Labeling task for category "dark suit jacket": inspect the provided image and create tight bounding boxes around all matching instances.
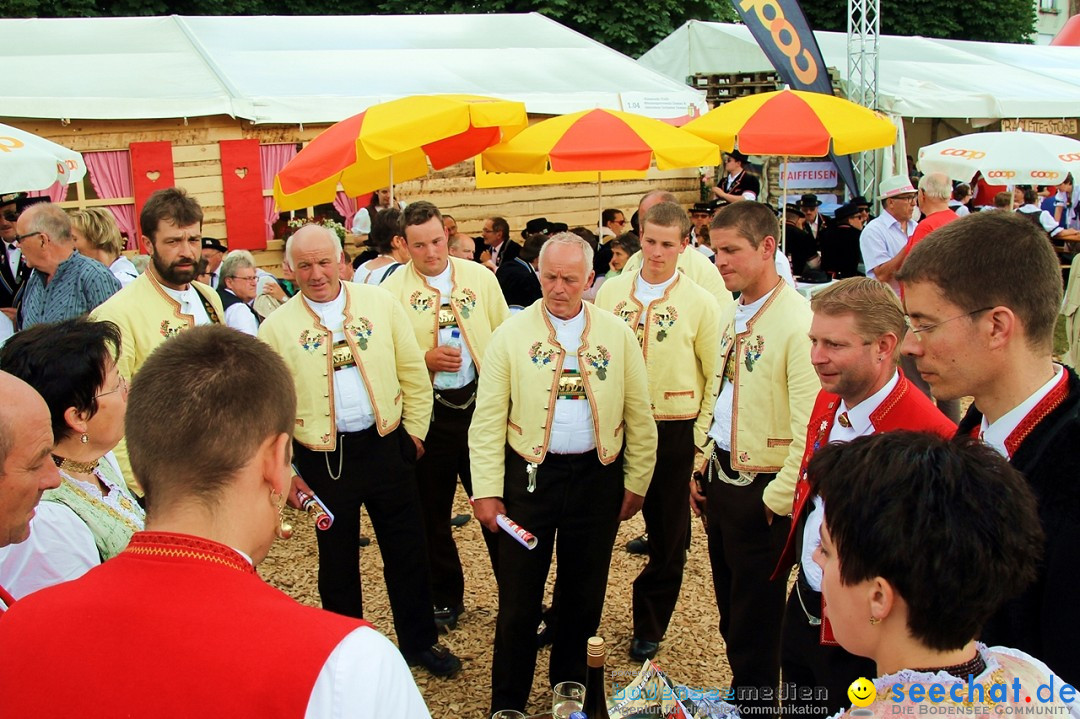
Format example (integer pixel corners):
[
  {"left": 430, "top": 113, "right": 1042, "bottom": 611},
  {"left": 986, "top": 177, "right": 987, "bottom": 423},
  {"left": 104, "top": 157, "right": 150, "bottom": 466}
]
[
  {"left": 0, "top": 242, "right": 29, "bottom": 309},
  {"left": 496, "top": 257, "right": 541, "bottom": 309}
]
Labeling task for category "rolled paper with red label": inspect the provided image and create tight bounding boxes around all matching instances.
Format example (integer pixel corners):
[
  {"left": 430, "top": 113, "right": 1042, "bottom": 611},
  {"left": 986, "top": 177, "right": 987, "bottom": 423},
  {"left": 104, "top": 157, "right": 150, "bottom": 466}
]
[
  {"left": 297, "top": 490, "right": 334, "bottom": 531},
  {"left": 496, "top": 513, "right": 538, "bottom": 550}
]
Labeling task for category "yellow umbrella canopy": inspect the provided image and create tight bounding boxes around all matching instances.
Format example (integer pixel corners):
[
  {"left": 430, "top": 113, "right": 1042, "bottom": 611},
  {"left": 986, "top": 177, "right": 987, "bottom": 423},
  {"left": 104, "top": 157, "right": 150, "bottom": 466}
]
[{"left": 274, "top": 94, "right": 528, "bottom": 211}]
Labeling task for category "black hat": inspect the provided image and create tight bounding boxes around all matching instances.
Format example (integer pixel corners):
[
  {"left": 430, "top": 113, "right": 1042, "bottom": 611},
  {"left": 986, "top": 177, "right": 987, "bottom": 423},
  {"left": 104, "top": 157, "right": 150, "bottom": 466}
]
[
  {"left": 784, "top": 203, "right": 803, "bottom": 216},
  {"left": 851, "top": 195, "right": 871, "bottom": 208},
  {"left": 690, "top": 202, "right": 716, "bottom": 215},
  {"left": 523, "top": 217, "right": 564, "bottom": 238},
  {"left": 834, "top": 202, "right": 861, "bottom": 222},
  {"left": 0, "top": 192, "right": 22, "bottom": 207},
  {"left": 799, "top": 193, "right": 822, "bottom": 208},
  {"left": 726, "top": 150, "right": 750, "bottom": 164},
  {"left": 548, "top": 221, "right": 568, "bottom": 234},
  {"left": 15, "top": 195, "right": 49, "bottom": 213},
  {"left": 201, "top": 237, "right": 227, "bottom": 253}
]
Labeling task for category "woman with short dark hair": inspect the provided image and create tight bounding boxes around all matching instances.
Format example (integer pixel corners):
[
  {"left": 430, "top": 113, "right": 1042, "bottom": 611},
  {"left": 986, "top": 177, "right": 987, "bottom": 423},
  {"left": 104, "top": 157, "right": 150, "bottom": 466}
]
[
  {"left": 0, "top": 318, "right": 144, "bottom": 598},
  {"left": 808, "top": 432, "right": 1076, "bottom": 718}
]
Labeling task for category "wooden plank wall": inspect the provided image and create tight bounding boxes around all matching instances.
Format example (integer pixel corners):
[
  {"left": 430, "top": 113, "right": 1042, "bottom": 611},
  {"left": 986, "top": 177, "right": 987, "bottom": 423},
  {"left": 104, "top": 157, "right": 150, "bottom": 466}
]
[{"left": 5, "top": 115, "right": 700, "bottom": 274}]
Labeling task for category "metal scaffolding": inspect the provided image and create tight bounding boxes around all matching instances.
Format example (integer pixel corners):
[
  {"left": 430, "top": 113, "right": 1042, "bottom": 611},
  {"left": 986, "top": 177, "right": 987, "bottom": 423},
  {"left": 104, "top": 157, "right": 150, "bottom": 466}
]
[{"left": 847, "top": 0, "right": 881, "bottom": 196}]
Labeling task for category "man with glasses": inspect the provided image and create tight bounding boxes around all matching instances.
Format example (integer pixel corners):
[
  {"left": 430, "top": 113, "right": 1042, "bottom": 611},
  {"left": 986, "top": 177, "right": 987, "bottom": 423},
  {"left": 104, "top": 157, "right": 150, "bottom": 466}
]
[
  {"left": 898, "top": 211, "right": 1080, "bottom": 687},
  {"left": 15, "top": 202, "right": 120, "bottom": 330},
  {"left": 217, "top": 249, "right": 261, "bottom": 336},
  {"left": 0, "top": 194, "right": 36, "bottom": 320},
  {"left": 479, "top": 216, "right": 517, "bottom": 268},
  {"left": 859, "top": 176, "right": 918, "bottom": 295}
]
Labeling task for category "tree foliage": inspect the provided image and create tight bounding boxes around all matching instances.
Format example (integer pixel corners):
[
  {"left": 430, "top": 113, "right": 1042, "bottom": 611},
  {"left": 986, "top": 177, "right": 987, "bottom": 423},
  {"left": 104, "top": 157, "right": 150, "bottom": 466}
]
[{"left": 799, "top": 0, "right": 1036, "bottom": 44}]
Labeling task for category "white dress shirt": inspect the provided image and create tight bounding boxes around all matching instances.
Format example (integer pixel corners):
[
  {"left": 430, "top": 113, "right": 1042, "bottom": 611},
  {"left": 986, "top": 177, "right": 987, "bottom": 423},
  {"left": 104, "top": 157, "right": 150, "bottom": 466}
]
[
  {"left": 5, "top": 241, "right": 22, "bottom": 273},
  {"left": 800, "top": 371, "right": 898, "bottom": 591},
  {"left": 160, "top": 284, "right": 213, "bottom": 325},
  {"left": 1017, "top": 204, "right": 1063, "bottom": 237},
  {"left": 546, "top": 305, "right": 596, "bottom": 455},
  {"left": 633, "top": 271, "right": 677, "bottom": 310},
  {"left": 109, "top": 255, "right": 140, "bottom": 287},
  {"left": 222, "top": 290, "right": 260, "bottom": 337},
  {"left": 980, "top": 364, "right": 1064, "bottom": 460},
  {"left": 860, "top": 210, "right": 915, "bottom": 294},
  {"left": 303, "top": 288, "right": 375, "bottom": 433},
  {"left": 0, "top": 502, "right": 99, "bottom": 599},
  {"left": 707, "top": 291, "right": 771, "bottom": 450},
  {"left": 428, "top": 262, "right": 476, "bottom": 389}
]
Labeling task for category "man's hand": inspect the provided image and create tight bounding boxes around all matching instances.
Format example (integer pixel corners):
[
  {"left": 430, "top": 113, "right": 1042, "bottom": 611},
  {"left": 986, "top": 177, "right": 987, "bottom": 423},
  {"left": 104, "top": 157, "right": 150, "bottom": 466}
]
[
  {"left": 262, "top": 282, "right": 287, "bottom": 301},
  {"left": 425, "top": 346, "right": 462, "bottom": 373},
  {"left": 410, "top": 435, "right": 425, "bottom": 461},
  {"left": 288, "top": 473, "right": 315, "bottom": 509},
  {"left": 473, "top": 497, "right": 505, "bottom": 533},
  {"left": 690, "top": 476, "right": 707, "bottom": 528},
  {"left": 480, "top": 250, "right": 492, "bottom": 264},
  {"left": 619, "top": 490, "right": 646, "bottom": 522}
]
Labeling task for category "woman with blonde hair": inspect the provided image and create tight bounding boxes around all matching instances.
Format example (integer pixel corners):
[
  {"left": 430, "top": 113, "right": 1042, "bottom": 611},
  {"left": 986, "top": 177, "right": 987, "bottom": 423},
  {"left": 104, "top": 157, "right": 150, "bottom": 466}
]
[{"left": 70, "top": 208, "right": 139, "bottom": 286}]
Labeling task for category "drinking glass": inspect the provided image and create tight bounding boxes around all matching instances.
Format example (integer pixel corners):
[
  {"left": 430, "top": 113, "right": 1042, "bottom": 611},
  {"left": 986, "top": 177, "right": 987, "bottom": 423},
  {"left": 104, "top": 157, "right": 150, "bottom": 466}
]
[{"left": 553, "top": 681, "right": 585, "bottom": 718}]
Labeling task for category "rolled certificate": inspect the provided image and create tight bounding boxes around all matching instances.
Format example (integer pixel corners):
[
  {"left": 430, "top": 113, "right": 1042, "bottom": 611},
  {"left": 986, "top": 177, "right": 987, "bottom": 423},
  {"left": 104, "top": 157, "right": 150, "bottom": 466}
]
[
  {"left": 496, "top": 513, "right": 538, "bottom": 550},
  {"left": 296, "top": 489, "right": 334, "bottom": 531}
]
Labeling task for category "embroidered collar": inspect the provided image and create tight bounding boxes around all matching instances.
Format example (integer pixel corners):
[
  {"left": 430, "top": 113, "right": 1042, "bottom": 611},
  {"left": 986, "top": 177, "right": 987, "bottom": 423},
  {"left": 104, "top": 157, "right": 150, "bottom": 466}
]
[
  {"left": 979, "top": 365, "right": 1067, "bottom": 458},
  {"left": 123, "top": 531, "right": 255, "bottom": 574},
  {"left": 832, "top": 371, "right": 900, "bottom": 440}
]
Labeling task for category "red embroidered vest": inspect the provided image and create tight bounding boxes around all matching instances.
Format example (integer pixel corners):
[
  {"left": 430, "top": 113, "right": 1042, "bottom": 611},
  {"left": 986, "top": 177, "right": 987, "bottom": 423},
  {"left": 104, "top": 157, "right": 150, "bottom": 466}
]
[{"left": 0, "top": 532, "right": 369, "bottom": 718}]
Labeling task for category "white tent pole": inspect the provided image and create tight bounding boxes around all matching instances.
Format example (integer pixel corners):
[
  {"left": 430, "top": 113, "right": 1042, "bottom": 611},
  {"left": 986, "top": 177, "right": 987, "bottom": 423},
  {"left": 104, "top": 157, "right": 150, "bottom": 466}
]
[{"left": 598, "top": 172, "right": 603, "bottom": 232}]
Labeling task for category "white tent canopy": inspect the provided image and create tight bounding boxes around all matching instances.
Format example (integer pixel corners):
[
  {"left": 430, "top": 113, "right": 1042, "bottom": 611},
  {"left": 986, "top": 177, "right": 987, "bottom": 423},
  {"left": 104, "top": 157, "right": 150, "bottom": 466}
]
[
  {"left": 0, "top": 14, "right": 707, "bottom": 124},
  {"left": 639, "top": 21, "right": 1080, "bottom": 120}
]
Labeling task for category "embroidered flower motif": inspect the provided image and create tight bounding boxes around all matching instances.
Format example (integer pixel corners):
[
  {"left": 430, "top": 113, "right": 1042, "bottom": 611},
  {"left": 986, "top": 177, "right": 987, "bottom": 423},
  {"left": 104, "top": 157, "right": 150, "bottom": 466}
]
[
  {"left": 159, "top": 321, "right": 183, "bottom": 339},
  {"left": 653, "top": 305, "right": 679, "bottom": 342},
  {"left": 454, "top": 288, "right": 477, "bottom": 319},
  {"left": 532, "top": 445, "right": 543, "bottom": 456},
  {"left": 409, "top": 291, "right": 433, "bottom": 313},
  {"left": 613, "top": 300, "right": 637, "bottom": 325},
  {"left": 348, "top": 317, "right": 374, "bottom": 351},
  {"left": 743, "top": 335, "right": 765, "bottom": 372},
  {"left": 584, "top": 345, "right": 612, "bottom": 381},
  {"left": 299, "top": 329, "right": 324, "bottom": 353},
  {"left": 321, "top": 433, "right": 332, "bottom": 444},
  {"left": 738, "top": 451, "right": 750, "bottom": 464},
  {"left": 529, "top": 342, "right": 555, "bottom": 367}
]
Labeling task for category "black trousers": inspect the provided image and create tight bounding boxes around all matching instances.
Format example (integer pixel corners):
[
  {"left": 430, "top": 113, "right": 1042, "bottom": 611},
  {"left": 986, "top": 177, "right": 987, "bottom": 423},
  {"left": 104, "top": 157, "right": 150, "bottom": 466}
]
[
  {"left": 415, "top": 384, "right": 499, "bottom": 608},
  {"left": 490, "top": 447, "right": 624, "bottom": 714},
  {"left": 781, "top": 572, "right": 876, "bottom": 717},
  {"left": 632, "top": 419, "right": 694, "bottom": 642},
  {"left": 703, "top": 448, "right": 791, "bottom": 714},
  {"left": 292, "top": 425, "right": 436, "bottom": 654}
]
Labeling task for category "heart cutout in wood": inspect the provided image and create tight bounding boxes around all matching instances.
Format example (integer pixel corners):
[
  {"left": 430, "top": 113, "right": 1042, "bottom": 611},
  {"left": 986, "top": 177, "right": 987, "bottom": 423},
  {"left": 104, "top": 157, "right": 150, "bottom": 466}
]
[
  {"left": 146, "top": 170, "right": 161, "bottom": 182},
  {"left": 235, "top": 167, "right": 248, "bottom": 180}
]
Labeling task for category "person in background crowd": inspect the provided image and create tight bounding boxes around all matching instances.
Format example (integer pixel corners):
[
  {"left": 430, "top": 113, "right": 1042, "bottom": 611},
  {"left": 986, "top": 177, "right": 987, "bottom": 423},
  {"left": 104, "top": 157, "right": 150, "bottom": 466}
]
[
  {"left": 479, "top": 216, "right": 519, "bottom": 269},
  {"left": 807, "top": 432, "right": 1069, "bottom": 719},
  {"left": 218, "top": 250, "right": 261, "bottom": 336},
  {"left": 448, "top": 233, "right": 476, "bottom": 261},
  {"left": 992, "top": 191, "right": 1013, "bottom": 211},
  {"left": 598, "top": 208, "right": 627, "bottom": 241},
  {"left": 0, "top": 193, "right": 32, "bottom": 321},
  {"left": 16, "top": 202, "right": 120, "bottom": 330},
  {"left": 0, "top": 319, "right": 144, "bottom": 599},
  {"left": 859, "top": 176, "right": 917, "bottom": 294},
  {"left": 200, "top": 237, "right": 226, "bottom": 289},
  {"left": 1042, "top": 176, "right": 1074, "bottom": 231},
  {"left": 949, "top": 183, "right": 972, "bottom": 218},
  {"left": 497, "top": 233, "right": 547, "bottom": 308},
  {"left": 799, "top": 194, "right": 828, "bottom": 239},
  {"left": 442, "top": 215, "right": 458, "bottom": 238},
  {"left": 818, "top": 203, "right": 864, "bottom": 279},
  {"left": 351, "top": 187, "right": 405, "bottom": 238},
  {"left": 354, "top": 208, "right": 408, "bottom": 285},
  {"left": 898, "top": 211, "right": 1080, "bottom": 686},
  {"left": 0, "top": 326, "right": 431, "bottom": 717},
  {"left": 784, "top": 204, "right": 819, "bottom": 278},
  {"left": 713, "top": 150, "right": 759, "bottom": 204},
  {"left": 70, "top": 209, "right": 139, "bottom": 287}
]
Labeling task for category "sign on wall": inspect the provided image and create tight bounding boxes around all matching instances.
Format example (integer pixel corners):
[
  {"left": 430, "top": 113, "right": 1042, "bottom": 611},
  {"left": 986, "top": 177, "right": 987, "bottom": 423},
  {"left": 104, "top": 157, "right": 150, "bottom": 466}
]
[
  {"left": 779, "top": 161, "right": 839, "bottom": 189},
  {"left": 1000, "top": 118, "right": 1078, "bottom": 136}
]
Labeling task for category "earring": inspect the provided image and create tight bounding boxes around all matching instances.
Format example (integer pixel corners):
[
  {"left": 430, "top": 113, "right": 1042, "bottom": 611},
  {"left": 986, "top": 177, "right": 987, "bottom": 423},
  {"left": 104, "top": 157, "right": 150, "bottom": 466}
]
[
  {"left": 81, "top": 433, "right": 88, "bottom": 444},
  {"left": 271, "top": 488, "right": 293, "bottom": 540},
  {"left": 869, "top": 616, "right": 881, "bottom": 626}
]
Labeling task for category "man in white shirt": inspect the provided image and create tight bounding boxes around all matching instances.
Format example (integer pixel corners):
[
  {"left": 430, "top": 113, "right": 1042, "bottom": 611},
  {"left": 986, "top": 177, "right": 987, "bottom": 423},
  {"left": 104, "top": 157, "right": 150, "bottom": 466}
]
[
  {"left": 0, "top": 371, "right": 61, "bottom": 613},
  {"left": 859, "top": 176, "right": 918, "bottom": 294},
  {"left": 898, "top": 210, "right": 1080, "bottom": 686},
  {"left": 217, "top": 250, "right": 261, "bottom": 336},
  {"left": 1016, "top": 185, "right": 1080, "bottom": 242},
  {"left": 200, "top": 237, "right": 227, "bottom": 289}
]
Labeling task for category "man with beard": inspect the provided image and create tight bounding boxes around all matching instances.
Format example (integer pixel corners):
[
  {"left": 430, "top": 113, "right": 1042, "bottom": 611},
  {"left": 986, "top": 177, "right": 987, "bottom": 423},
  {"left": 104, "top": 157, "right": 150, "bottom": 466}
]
[{"left": 91, "top": 187, "right": 223, "bottom": 494}]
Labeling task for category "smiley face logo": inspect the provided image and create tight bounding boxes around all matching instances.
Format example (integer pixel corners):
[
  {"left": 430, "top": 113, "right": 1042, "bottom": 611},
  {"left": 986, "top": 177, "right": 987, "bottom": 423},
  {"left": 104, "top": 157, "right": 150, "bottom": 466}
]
[{"left": 848, "top": 677, "right": 877, "bottom": 707}]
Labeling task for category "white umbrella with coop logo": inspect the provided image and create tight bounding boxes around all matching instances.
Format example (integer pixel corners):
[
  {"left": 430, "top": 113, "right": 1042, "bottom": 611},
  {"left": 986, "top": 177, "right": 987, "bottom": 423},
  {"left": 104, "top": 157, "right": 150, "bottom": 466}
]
[
  {"left": 917, "top": 131, "right": 1080, "bottom": 187},
  {"left": 0, "top": 123, "right": 86, "bottom": 194}
]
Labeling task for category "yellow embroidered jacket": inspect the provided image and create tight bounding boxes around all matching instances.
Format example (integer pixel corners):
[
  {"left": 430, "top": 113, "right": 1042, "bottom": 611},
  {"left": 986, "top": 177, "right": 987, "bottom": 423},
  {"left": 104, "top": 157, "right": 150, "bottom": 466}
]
[
  {"left": 90, "top": 271, "right": 225, "bottom": 381},
  {"left": 595, "top": 271, "right": 720, "bottom": 447},
  {"left": 380, "top": 257, "right": 510, "bottom": 373},
  {"left": 622, "top": 246, "right": 734, "bottom": 310},
  {"left": 469, "top": 299, "right": 658, "bottom": 499},
  {"left": 258, "top": 282, "right": 432, "bottom": 451},
  {"left": 90, "top": 271, "right": 224, "bottom": 495},
  {"left": 695, "top": 280, "right": 818, "bottom": 517}
]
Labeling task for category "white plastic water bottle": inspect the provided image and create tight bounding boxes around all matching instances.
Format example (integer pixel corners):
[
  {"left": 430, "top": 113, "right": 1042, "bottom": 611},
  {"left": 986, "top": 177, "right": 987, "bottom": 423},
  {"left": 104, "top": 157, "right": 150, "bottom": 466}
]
[{"left": 433, "top": 328, "right": 465, "bottom": 390}]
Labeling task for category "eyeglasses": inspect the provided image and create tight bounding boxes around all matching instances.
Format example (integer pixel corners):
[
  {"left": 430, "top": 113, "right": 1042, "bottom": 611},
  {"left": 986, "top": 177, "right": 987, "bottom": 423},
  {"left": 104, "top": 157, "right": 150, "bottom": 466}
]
[
  {"left": 481, "top": 228, "right": 496, "bottom": 234},
  {"left": 905, "top": 307, "right": 993, "bottom": 340},
  {"left": 96, "top": 375, "right": 128, "bottom": 399},
  {"left": 229, "top": 274, "right": 258, "bottom": 282},
  {"left": 12, "top": 231, "right": 43, "bottom": 246},
  {"left": 1, "top": 211, "right": 17, "bottom": 222},
  {"left": 611, "top": 219, "right": 627, "bottom": 225}
]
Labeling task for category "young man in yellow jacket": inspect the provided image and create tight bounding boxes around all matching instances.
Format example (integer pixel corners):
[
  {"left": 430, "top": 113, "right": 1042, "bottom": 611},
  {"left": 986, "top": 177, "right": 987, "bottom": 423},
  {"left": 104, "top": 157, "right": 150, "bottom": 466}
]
[
  {"left": 259, "top": 224, "right": 460, "bottom": 678},
  {"left": 90, "top": 188, "right": 224, "bottom": 495},
  {"left": 470, "top": 233, "right": 657, "bottom": 715},
  {"left": 690, "top": 201, "right": 818, "bottom": 715},
  {"left": 595, "top": 201, "right": 720, "bottom": 662},
  {"left": 381, "top": 201, "right": 510, "bottom": 630}
]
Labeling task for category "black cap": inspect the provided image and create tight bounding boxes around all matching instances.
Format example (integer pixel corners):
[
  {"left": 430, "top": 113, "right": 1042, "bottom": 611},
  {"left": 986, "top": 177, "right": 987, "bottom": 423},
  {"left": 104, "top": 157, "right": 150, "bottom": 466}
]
[
  {"left": 15, "top": 195, "right": 49, "bottom": 213},
  {"left": 799, "top": 193, "right": 822, "bottom": 207},
  {"left": 0, "top": 192, "right": 22, "bottom": 207},
  {"left": 726, "top": 150, "right": 750, "bottom": 164},
  {"left": 690, "top": 201, "right": 716, "bottom": 215},
  {"left": 834, "top": 202, "right": 861, "bottom": 221},
  {"left": 201, "top": 237, "right": 227, "bottom": 253},
  {"left": 851, "top": 195, "right": 871, "bottom": 208}
]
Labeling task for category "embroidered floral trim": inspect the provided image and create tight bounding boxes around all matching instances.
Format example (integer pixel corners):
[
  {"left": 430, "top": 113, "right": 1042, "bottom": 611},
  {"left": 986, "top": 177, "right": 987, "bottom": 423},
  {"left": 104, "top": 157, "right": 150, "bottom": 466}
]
[
  {"left": 348, "top": 317, "right": 374, "bottom": 350},
  {"left": 531, "top": 445, "right": 543, "bottom": 456},
  {"left": 743, "top": 335, "right": 765, "bottom": 372},
  {"left": 299, "top": 329, "right": 324, "bottom": 353},
  {"left": 409, "top": 291, "right": 433, "bottom": 313},
  {"left": 738, "top": 451, "right": 751, "bottom": 463},
  {"left": 584, "top": 345, "right": 612, "bottom": 381},
  {"left": 653, "top": 305, "right": 678, "bottom": 342},
  {"left": 160, "top": 320, "right": 183, "bottom": 339},
  {"left": 529, "top": 342, "right": 556, "bottom": 367},
  {"left": 321, "top": 432, "right": 332, "bottom": 444},
  {"left": 613, "top": 300, "right": 637, "bottom": 325},
  {"left": 454, "top": 288, "right": 477, "bottom": 319}
]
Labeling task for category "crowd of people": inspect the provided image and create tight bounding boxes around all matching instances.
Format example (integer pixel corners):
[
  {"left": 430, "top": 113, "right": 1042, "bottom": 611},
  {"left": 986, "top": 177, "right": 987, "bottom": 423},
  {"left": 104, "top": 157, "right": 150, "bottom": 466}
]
[{"left": 0, "top": 172, "right": 1077, "bottom": 719}]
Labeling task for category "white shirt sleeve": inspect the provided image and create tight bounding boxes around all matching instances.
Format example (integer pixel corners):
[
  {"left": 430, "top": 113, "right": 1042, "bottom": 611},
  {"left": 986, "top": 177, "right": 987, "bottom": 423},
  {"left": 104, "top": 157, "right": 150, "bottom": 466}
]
[
  {"left": 0, "top": 502, "right": 99, "bottom": 599},
  {"left": 224, "top": 303, "right": 260, "bottom": 337},
  {"left": 305, "top": 626, "right": 432, "bottom": 719},
  {"left": 351, "top": 208, "right": 372, "bottom": 235},
  {"left": 859, "top": 219, "right": 892, "bottom": 279},
  {"left": 1040, "top": 210, "right": 1062, "bottom": 237}
]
